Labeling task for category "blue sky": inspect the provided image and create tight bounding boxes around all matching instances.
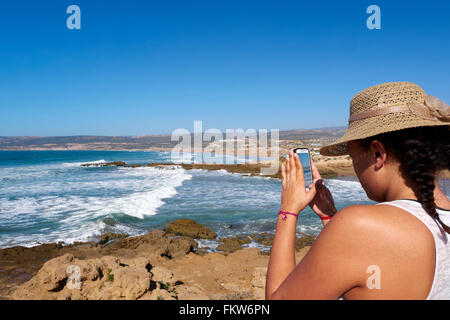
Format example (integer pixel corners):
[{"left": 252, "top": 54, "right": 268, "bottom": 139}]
[{"left": 0, "top": 0, "right": 449, "bottom": 136}]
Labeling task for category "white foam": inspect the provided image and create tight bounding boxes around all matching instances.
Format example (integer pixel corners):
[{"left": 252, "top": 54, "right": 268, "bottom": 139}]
[
  {"left": 61, "top": 159, "right": 106, "bottom": 167},
  {"left": 0, "top": 166, "right": 192, "bottom": 247},
  {"left": 324, "top": 178, "right": 370, "bottom": 203}
]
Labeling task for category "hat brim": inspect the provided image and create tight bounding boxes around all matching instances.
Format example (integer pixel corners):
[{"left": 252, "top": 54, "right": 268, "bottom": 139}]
[{"left": 320, "top": 116, "right": 449, "bottom": 156}]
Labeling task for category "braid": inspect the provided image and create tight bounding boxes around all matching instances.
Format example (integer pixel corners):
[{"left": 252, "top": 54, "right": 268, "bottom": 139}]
[
  {"left": 402, "top": 138, "right": 450, "bottom": 234},
  {"left": 362, "top": 126, "right": 450, "bottom": 234}
]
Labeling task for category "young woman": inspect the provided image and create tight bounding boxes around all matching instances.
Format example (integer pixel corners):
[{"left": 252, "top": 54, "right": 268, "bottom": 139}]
[{"left": 266, "top": 82, "right": 450, "bottom": 299}]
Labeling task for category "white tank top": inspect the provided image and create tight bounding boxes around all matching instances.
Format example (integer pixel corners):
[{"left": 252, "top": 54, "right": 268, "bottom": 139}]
[{"left": 381, "top": 199, "right": 450, "bottom": 300}]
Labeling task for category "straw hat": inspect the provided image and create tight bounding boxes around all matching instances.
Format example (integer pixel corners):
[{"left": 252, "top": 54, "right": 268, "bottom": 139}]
[{"left": 320, "top": 82, "right": 450, "bottom": 156}]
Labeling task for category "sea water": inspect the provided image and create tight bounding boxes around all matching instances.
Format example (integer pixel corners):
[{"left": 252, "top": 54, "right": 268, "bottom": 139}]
[{"left": 0, "top": 151, "right": 448, "bottom": 250}]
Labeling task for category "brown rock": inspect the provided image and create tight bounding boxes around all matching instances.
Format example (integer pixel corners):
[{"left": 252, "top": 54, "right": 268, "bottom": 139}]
[
  {"left": 124, "top": 164, "right": 142, "bottom": 168},
  {"left": 81, "top": 161, "right": 127, "bottom": 167},
  {"left": 12, "top": 255, "right": 153, "bottom": 300},
  {"left": 251, "top": 267, "right": 267, "bottom": 300},
  {"left": 97, "top": 233, "right": 128, "bottom": 245},
  {"left": 164, "top": 219, "right": 217, "bottom": 240},
  {"left": 175, "top": 285, "right": 210, "bottom": 300},
  {"left": 166, "top": 236, "right": 198, "bottom": 259},
  {"left": 295, "top": 233, "right": 315, "bottom": 250},
  {"left": 216, "top": 238, "right": 242, "bottom": 253},
  {"left": 151, "top": 266, "right": 174, "bottom": 284},
  {"left": 249, "top": 232, "right": 315, "bottom": 251}
]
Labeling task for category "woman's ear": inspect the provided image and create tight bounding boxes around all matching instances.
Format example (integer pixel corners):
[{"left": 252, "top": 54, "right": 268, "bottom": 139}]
[{"left": 370, "top": 140, "right": 387, "bottom": 170}]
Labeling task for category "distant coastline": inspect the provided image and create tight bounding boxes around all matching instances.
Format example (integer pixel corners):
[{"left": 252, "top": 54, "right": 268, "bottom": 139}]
[{"left": 0, "top": 127, "right": 346, "bottom": 151}]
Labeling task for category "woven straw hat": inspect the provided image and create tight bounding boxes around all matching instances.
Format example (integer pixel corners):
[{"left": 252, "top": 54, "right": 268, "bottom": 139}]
[{"left": 320, "top": 82, "right": 450, "bottom": 156}]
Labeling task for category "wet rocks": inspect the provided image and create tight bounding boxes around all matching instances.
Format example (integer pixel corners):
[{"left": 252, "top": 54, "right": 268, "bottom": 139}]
[
  {"left": 97, "top": 233, "right": 128, "bottom": 246},
  {"left": 216, "top": 235, "right": 251, "bottom": 253},
  {"left": 216, "top": 232, "right": 315, "bottom": 254},
  {"left": 81, "top": 161, "right": 142, "bottom": 168},
  {"left": 107, "top": 230, "right": 197, "bottom": 259},
  {"left": 81, "top": 161, "right": 126, "bottom": 167}
]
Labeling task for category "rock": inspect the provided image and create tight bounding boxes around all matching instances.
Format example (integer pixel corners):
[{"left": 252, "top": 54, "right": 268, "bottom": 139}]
[
  {"left": 100, "top": 257, "right": 152, "bottom": 300},
  {"left": 141, "top": 288, "right": 177, "bottom": 300},
  {"left": 175, "top": 285, "right": 210, "bottom": 300},
  {"left": 215, "top": 235, "right": 252, "bottom": 253},
  {"left": 295, "top": 233, "right": 315, "bottom": 250},
  {"left": 124, "top": 164, "right": 141, "bottom": 168},
  {"left": 166, "top": 236, "right": 197, "bottom": 259},
  {"left": 108, "top": 230, "right": 196, "bottom": 259},
  {"left": 111, "top": 230, "right": 168, "bottom": 251},
  {"left": 164, "top": 219, "right": 217, "bottom": 240},
  {"left": 39, "top": 254, "right": 76, "bottom": 292},
  {"left": 249, "top": 232, "right": 315, "bottom": 251},
  {"left": 235, "top": 235, "right": 251, "bottom": 245},
  {"left": 249, "top": 232, "right": 274, "bottom": 247},
  {"left": 102, "top": 217, "right": 117, "bottom": 226},
  {"left": 12, "top": 255, "right": 154, "bottom": 300},
  {"left": 216, "top": 238, "right": 242, "bottom": 253},
  {"left": 151, "top": 266, "right": 174, "bottom": 284},
  {"left": 81, "top": 161, "right": 127, "bottom": 167},
  {"left": 251, "top": 267, "right": 267, "bottom": 300},
  {"left": 97, "top": 233, "right": 128, "bottom": 245}
]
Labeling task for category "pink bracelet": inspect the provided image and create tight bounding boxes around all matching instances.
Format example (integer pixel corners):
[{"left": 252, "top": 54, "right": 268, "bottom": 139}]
[{"left": 278, "top": 210, "right": 298, "bottom": 220}]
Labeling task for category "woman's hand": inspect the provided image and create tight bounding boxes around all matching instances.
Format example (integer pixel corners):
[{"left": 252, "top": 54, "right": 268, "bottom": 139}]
[
  {"left": 280, "top": 150, "right": 317, "bottom": 214},
  {"left": 308, "top": 161, "right": 337, "bottom": 219}
]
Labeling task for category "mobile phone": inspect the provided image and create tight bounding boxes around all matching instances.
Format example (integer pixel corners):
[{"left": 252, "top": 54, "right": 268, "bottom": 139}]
[{"left": 294, "top": 148, "right": 313, "bottom": 189}]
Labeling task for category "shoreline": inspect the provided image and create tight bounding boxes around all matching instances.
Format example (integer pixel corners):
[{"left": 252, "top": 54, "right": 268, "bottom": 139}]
[
  {"left": 1, "top": 155, "right": 448, "bottom": 299},
  {"left": 81, "top": 158, "right": 357, "bottom": 179},
  {"left": 0, "top": 219, "right": 313, "bottom": 300}
]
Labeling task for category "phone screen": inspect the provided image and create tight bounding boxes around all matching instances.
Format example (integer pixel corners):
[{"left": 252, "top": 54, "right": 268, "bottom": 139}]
[{"left": 294, "top": 148, "right": 313, "bottom": 189}]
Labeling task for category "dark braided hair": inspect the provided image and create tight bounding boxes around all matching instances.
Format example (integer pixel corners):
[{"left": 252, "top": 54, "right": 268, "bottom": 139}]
[{"left": 361, "top": 125, "right": 450, "bottom": 234}]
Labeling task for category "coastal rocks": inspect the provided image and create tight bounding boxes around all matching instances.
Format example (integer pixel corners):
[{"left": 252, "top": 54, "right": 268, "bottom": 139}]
[
  {"left": 12, "top": 254, "right": 154, "bottom": 300},
  {"left": 294, "top": 233, "right": 316, "bottom": 250},
  {"left": 80, "top": 159, "right": 356, "bottom": 179},
  {"left": 164, "top": 219, "right": 217, "bottom": 240},
  {"left": 4, "top": 218, "right": 316, "bottom": 300},
  {"left": 251, "top": 267, "right": 267, "bottom": 299},
  {"left": 97, "top": 233, "right": 128, "bottom": 246},
  {"left": 81, "top": 161, "right": 142, "bottom": 168},
  {"left": 216, "top": 235, "right": 251, "bottom": 253},
  {"left": 81, "top": 161, "right": 126, "bottom": 167},
  {"left": 174, "top": 285, "right": 210, "bottom": 300},
  {"left": 108, "top": 230, "right": 197, "bottom": 259},
  {"left": 251, "top": 231, "right": 316, "bottom": 250},
  {"left": 10, "top": 231, "right": 198, "bottom": 300},
  {"left": 11, "top": 253, "right": 194, "bottom": 300},
  {"left": 215, "top": 232, "right": 315, "bottom": 254},
  {"left": 167, "top": 236, "right": 198, "bottom": 259}
]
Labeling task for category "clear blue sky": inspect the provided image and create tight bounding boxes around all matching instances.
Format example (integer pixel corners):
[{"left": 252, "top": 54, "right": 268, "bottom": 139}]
[{"left": 0, "top": 0, "right": 449, "bottom": 136}]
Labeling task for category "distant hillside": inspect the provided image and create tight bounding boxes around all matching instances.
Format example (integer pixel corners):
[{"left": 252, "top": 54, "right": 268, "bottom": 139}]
[
  {"left": 278, "top": 127, "right": 346, "bottom": 141},
  {"left": 0, "top": 127, "right": 346, "bottom": 151}
]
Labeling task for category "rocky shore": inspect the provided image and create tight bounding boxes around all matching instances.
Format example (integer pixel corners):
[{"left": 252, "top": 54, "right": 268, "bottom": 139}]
[
  {"left": 0, "top": 219, "right": 314, "bottom": 300},
  {"left": 81, "top": 158, "right": 356, "bottom": 178},
  {"left": 81, "top": 159, "right": 450, "bottom": 179}
]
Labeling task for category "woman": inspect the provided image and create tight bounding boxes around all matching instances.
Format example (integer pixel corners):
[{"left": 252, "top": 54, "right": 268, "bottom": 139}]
[{"left": 266, "top": 82, "right": 450, "bottom": 299}]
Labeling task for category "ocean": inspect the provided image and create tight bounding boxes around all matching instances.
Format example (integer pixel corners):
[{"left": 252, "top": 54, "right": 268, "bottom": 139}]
[{"left": 0, "top": 151, "right": 448, "bottom": 251}]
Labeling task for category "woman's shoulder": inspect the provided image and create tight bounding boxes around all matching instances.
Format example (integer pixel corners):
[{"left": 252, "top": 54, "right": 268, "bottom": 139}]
[
  {"left": 321, "top": 203, "right": 435, "bottom": 267},
  {"left": 314, "top": 203, "right": 435, "bottom": 298},
  {"left": 327, "top": 203, "right": 434, "bottom": 243}
]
